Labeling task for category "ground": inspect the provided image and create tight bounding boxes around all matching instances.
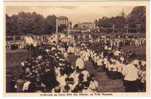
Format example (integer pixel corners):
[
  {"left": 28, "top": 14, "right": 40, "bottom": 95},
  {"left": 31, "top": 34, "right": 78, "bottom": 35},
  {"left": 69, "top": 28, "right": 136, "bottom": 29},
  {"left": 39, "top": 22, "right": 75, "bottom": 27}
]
[{"left": 122, "top": 45, "right": 146, "bottom": 60}]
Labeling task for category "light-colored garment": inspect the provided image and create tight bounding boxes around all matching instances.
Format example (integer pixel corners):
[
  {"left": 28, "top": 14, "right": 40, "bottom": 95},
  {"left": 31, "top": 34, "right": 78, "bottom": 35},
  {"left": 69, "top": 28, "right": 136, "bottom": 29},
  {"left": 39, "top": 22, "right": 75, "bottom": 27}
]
[
  {"left": 57, "top": 74, "right": 67, "bottom": 87},
  {"left": 82, "top": 51, "right": 90, "bottom": 62},
  {"left": 67, "top": 46, "right": 75, "bottom": 53},
  {"left": 21, "top": 62, "right": 25, "bottom": 67},
  {"left": 108, "top": 64, "right": 117, "bottom": 71},
  {"left": 131, "top": 59, "right": 139, "bottom": 65},
  {"left": 114, "top": 50, "right": 121, "bottom": 56},
  {"left": 89, "top": 80, "right": 99, "bottom": 90},
  {"left": 82, "top": 88, "right": 92, "bottom": 93},
  {"left": 104, "top": 45, "right": 108, "bottom": 50},
  {"left": 116, "top": 63, "right": 125, "bottom": 73},
  {"left": 141, "top": 61, "right": 146, "bottom": 66},
  {"left": 93, "top": 56, "right": 99, "bottom": 63},
  {"left": 76, "top": 58, "right": 85, "bottom": 69},
  {"left": 138, "top": 70, "right": 146, "bottom": 83},
  {"left": 70, "top": 71, "right": 79, "bottom": 90},
  {"left": 70, "top": 71, "right": 79, "bottom": 83},
  {"left": 104, "top": 58, "right": 110, "bottom": 68},
  {"left": 55, "top": 67, "right": 61, "bottom": 76},
  {"left": 37, "top": 55, "right": 42, "bottom": 60},
  {"left": 64, "top": 52, "right": 68, "bottom": 59},
  {"left": 97, "top": 58, "right": 103, "bottom": 66},
  {"left": 22, "top": 81, "right": 31, "bottom": 91},
  {"left": 122, "top": 64, "right": 139, "bottom": 81},
  {"left": 120, "top": 56, "right": 124, "bottom": 63},
  {"left": 81, "top": 70, "right": 90, "bottom": 82},
  {"left": 51, "top": 86, "right": 62, "bottom": 93}
]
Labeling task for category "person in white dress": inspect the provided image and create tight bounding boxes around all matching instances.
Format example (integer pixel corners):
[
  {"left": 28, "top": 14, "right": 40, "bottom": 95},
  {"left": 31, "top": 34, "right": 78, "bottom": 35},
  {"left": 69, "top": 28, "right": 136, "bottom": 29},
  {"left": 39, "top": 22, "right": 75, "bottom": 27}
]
[{"left": 75, "top": 56, "right": 85, "bottom": 70}]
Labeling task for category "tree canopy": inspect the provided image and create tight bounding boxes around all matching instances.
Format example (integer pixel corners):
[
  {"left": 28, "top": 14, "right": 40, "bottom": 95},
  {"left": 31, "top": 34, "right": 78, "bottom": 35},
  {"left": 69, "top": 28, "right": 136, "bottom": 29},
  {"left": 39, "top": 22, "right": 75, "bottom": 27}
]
[
  {"left": 6, "top": 12, "right": 56, "bottom": 35},
  {"left": 96, "top": 6, "right": 146, "bottom": 33}
]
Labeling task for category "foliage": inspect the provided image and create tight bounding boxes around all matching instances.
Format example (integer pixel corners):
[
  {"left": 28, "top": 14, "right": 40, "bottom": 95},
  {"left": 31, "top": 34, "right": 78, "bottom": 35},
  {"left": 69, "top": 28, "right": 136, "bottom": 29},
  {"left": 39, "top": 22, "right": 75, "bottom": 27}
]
[
  {"left": 95, "top": 6, "right": 146, "bottom": 33},
  {"left": 6, "top": 12, "right": 56, "bottom": 35}
]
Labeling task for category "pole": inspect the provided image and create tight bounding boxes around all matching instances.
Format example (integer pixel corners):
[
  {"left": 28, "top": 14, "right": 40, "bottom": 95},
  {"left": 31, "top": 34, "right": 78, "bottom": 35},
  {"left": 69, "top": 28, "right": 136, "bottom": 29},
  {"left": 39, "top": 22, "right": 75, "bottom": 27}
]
[
  {"left": 127, "top": 24, "right": 129, "bottom": 34},
  {"left": 67, "top": 22, "right": 70, "bottom": 35},
  {"left": 56, "top": 18, "right": 59, "bottom": 44},
  {"left": 56, "top": 18, "right": 58, "bottom": 33},
  {"left": 112, "top": 24, "right": 115, "bottom": 33}
]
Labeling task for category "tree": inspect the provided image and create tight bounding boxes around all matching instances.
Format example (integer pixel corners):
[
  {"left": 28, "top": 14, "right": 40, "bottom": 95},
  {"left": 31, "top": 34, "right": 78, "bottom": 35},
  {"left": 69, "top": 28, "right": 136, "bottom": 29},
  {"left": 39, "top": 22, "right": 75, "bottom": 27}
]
[
  {"left": 96, "top": 16, "right": 126, "bottom": 33},
  {"left": 30, "top": 12, "right": 45, "bottom": 35},
  {"left": 6, "top": 14, "right": 20, "bottom": 35},
  {"left": 6, "top": 14, "right": 11, "bottom": 35},
  {"left": 6, "top": 12, "right": 57, "bottom": 35},
  {"left": 45, "top": 15, "right": 56, "bottom": 34},
  {"left": 16, "top": 12, "right": 33, "bottom": 34},
  {"left": 127, "top": 6, "right": 146, "bottom": 33},
  {"left": 96, "top": 6, "right": 146, "bottom": 33}
]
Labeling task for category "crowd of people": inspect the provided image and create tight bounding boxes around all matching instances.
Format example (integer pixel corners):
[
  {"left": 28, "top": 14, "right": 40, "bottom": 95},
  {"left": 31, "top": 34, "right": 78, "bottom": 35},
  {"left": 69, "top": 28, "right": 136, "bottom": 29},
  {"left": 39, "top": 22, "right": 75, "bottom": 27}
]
[
  {"left": 74, "top": 33, "right": 145, "bottom": 48},
  {"left": 8, "top": 33, "right": 146, "bottom": 92}
]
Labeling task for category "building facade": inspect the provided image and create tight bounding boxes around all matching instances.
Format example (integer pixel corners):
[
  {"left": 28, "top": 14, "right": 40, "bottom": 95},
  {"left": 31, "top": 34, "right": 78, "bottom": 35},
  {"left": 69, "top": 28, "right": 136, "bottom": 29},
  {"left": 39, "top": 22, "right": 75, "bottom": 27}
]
[{"left": 56, "top": 16, "right": 72, "bottom": 33}]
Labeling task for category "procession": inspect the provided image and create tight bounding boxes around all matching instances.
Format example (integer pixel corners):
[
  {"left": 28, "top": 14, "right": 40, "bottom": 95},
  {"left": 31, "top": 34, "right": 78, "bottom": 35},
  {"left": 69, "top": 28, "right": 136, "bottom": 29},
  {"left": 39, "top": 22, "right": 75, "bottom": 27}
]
[
  {"left": 6, "top": 32, "right": 146, "bottom": 93},
  {"left": 6, "top": 6, "right": 146, "bottom": 93}
]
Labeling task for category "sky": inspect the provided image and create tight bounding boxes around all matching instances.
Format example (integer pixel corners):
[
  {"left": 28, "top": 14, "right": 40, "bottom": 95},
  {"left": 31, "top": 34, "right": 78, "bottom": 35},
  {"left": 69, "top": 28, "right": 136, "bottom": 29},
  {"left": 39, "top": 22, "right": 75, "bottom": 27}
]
[{"left": 6, "top": 6, "right": 135, "bottom": 25}]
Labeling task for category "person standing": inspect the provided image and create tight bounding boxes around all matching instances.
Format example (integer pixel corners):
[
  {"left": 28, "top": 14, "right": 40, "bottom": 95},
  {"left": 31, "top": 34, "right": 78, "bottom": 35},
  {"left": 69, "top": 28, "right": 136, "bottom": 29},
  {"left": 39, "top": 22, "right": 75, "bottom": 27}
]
[
  {"left": 75, "top": 56, "right": 85, "bottom": 71},
  {"left": 122, "top": 63, "right": 139, "bottom": 92}
]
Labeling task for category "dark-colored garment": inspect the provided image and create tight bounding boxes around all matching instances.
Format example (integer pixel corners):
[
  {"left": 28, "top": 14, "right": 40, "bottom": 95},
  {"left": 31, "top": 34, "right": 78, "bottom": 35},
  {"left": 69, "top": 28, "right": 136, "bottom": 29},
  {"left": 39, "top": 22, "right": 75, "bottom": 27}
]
[
  {"left": 137, "top": 80, "right": 146, "bottom": 91},
  {"left": 16, "top": 79, "right": 24, "bottom": 92},
  {"left": 64, "top": 64, "right": 74, "bottom": 75},
  {"left": 41, "top": 71, "right": 58, "bottom": 91},
  {"left": 124, "top": 80, "right": 139, "bottom": 92},
  {"left": 9, "top": 79, "right": 16, "bottom": 92},
  {"left": 28, "top": 82, "right": 36, "bottom": 92}
]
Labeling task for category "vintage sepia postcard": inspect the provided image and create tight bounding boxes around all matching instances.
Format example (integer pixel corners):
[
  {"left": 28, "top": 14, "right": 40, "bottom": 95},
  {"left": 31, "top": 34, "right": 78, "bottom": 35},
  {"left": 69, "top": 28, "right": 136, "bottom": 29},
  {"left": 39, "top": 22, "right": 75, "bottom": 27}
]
[{"left": 3, "top": 0, "right": 150, "bottom": 96}]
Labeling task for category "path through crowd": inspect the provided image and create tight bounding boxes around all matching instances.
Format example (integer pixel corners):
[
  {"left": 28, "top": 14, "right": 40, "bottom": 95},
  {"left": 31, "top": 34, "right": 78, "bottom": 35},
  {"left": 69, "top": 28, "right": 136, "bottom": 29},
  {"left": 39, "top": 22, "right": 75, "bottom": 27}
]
[
  {"left": 67, "top": 54, "right": 125, "bottom": 92},
  {"left": 85, "top": 61, "right": 125, "bottom": 92}
]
